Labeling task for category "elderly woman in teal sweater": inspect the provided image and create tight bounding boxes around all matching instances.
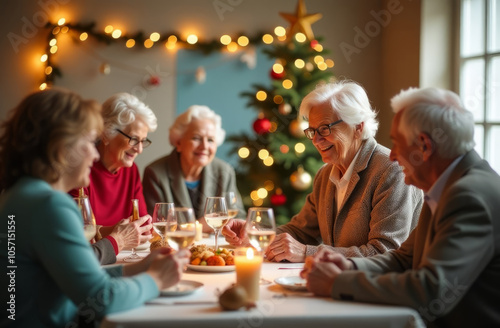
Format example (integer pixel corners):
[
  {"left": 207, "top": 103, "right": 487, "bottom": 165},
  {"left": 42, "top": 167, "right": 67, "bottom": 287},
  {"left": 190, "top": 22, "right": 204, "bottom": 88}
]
[{"left": 0, "top": 88, "right": 189, "bottom": 328}]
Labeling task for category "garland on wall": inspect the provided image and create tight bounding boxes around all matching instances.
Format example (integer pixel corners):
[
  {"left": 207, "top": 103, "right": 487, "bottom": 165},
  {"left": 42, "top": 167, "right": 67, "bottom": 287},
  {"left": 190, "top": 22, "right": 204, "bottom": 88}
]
[
  {"left": 38, "top": 0, "right": 332, "bottom": 91},
  {"left": 39, "top": 19, "right": 270, "bottom": 90}
]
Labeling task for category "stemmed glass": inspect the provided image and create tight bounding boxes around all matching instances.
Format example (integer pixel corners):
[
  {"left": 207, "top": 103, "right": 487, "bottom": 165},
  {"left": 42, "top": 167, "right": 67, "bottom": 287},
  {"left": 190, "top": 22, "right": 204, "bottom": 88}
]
[
  {"left": 245, "top": 207, "right": 276, "bottom": 284},
  {"left": 204, "top": 196, "right": 229, "bottom": 251},
  {"left": 245, "top": 207, "right": 277, "bottom": 253},
  {"left": 124, "top": 199, "right": 142, "bottom": 262},
  {"left": 152, "top": 203, "right": 175, "bottom": 243},
  {"left": 225, "top": 191, "right": 239, "bottom": 219},
  {"left": 165, "top": 207, "right": 196, "bottom": 251},
  {"left": 74, "top": 196, "right": 96, "bottom": 241}
]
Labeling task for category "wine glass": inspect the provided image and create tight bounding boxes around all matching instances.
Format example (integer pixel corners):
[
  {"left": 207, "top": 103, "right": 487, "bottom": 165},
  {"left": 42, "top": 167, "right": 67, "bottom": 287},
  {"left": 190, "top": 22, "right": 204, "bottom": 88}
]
[
  {"left": 74, "top": 196, "right": 96, "bottom": 241},
  {"left": 152, "top": 203, "right": 175, "bottom": 242},
  {"left": 245, "top": 207, "right": 276, "bottom": 285},
  {"left": 124, "top": 199, "right": 142, "bottom": 262},
  {"left": 204, "top": 196, "right": 229, "bottom": 251},
  {"left": 165, "top": 207, "right": 196, "bottom": 251},
  {"left": 245, "top": 207, "right": 277, "bottom": 252},
  {"left": 225, "top": 191, "right": 239, "bottom": 219}
]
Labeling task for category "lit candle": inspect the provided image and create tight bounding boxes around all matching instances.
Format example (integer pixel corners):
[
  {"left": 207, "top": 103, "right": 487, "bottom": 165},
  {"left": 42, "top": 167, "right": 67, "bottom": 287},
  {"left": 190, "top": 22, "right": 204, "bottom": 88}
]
[
  {"left": 195, "top": 221, "right": 203, "bottom": 241},
  {"left": 235, "top": 247, "right": 263, "bottom": 302}
]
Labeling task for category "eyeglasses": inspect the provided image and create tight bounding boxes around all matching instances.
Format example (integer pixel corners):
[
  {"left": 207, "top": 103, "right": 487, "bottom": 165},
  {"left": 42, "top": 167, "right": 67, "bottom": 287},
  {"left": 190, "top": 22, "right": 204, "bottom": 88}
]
[
  {"left": 115, "top": 129, "right": 152, "bottom": 148},
  {"left": 303, "top": 120, "right": 343, "bottom": 140}
]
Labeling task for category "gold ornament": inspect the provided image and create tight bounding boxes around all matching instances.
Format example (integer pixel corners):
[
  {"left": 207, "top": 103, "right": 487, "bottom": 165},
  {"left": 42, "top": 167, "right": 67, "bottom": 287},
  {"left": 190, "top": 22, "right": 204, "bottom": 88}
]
[
  {"left": 289, "top": 119, "right": 308, "bottom": 138},
  {"left": 290, "top": 166, "right": 312, "bottom": 190},
  {"left": 279, "top": 0, "right": 322, "bottom": 41}
]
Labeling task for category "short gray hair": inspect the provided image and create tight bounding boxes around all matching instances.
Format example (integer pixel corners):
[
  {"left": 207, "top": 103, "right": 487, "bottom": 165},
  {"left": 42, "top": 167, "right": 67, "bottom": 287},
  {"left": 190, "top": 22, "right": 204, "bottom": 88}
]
[
  {"left": 299, "top": 80, "right": 379, "bottom": 139},
  {"left": 101, "top": 93, "right": 157, "bottom": 138},
  {"left": 169, "top": 105, "right": 225, "bottom": 146},
  {"left": 391, "top": 87, "right": 475, "bottom": 159}
]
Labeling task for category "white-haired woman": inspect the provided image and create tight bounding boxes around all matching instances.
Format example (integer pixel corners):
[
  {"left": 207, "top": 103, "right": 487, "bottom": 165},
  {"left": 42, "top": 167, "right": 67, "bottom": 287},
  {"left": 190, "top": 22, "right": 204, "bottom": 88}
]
[
  {"left": 71, "top": 92, "right": 157, "bottom": 258},
  {"left": 143, "top": 105, "right": 245, "bottom": 232},
  {"left": 223, "top": 81, "right": 423, "bottom": 262}
]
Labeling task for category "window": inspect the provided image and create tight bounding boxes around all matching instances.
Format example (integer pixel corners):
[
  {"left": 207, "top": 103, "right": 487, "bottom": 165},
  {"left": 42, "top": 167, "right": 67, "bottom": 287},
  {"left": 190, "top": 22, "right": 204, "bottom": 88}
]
[{"left": 459, "top": 0, "right": 500, "bottom": 173}]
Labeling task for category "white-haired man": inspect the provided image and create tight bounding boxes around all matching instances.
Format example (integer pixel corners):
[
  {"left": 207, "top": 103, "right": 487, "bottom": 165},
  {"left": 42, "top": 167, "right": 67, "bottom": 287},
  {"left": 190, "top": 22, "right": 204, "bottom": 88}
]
[{"left": 301, "top": 87, "right": 500, "bottom": 327}]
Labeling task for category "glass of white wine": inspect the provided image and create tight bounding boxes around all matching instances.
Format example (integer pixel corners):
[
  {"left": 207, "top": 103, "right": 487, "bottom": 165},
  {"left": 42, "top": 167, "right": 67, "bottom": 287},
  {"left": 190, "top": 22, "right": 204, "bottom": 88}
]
[
  {"left": 74, "top": 196, "right": 96, "bottom": 242},
  {"left": 245, "top": 207, "right": 277, "bottom": 253},
  {"left": 225, "top": 191, "right": 239, "bottom": 219},
  {"left": 165, "top": 207, "right": 196, "bottom": 251},
  {"left": 204, "top": 196, "right": 229, "bottom": 251},
  {"left": 152, "top": 203, "right": 175, "bottom": 242},
  {"left": 245, "top": 207, "right": 276, "bottom": 285}
]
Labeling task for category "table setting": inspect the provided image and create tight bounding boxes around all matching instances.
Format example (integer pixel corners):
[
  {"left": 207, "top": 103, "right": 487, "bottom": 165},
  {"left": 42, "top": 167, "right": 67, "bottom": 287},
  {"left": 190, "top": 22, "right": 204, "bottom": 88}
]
[
  {"left": 103, "top": 237, "right": 424, "bottom": 328},
  {"left": 101, "top": 201, "right": 425, "bottom": 328}
]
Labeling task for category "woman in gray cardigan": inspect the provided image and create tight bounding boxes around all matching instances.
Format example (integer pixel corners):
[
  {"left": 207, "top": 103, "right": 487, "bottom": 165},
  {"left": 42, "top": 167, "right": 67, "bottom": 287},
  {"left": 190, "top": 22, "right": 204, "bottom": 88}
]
[
  {"left": 223, "top": 81, "right": 423, "bottom": 262},
  {"left": 143, "top": 105, "right": 245, "bottom": 233}
]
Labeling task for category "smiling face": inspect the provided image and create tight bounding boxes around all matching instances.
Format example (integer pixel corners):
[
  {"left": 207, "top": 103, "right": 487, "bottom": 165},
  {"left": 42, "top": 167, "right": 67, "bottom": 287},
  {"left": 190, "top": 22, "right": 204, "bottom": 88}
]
[
  {"left": 103, "top": 118, "right": 149, "bottom": 173},
  {"left": 308, "top": 103, "right": 360, "bottom": 169},
  {"left": 176, "top": 118, "right": 217, "bottom": 175}
]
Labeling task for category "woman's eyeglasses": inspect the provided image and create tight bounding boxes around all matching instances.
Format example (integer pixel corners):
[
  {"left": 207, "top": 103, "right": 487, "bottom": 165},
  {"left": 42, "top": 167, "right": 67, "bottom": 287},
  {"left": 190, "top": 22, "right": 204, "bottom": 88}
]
[
  {"left": 116, "top": 129, "right": 152, "bottom": 148},
  {"left": 303, "top": 120, "right": 343, "bottom": 140}
]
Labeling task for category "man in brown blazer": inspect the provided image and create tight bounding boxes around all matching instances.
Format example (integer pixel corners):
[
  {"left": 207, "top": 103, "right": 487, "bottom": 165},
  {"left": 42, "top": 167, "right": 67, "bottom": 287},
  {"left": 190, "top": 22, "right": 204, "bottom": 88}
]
[{"left": 301, "top": 87, "right": 500, "bottom": 327}]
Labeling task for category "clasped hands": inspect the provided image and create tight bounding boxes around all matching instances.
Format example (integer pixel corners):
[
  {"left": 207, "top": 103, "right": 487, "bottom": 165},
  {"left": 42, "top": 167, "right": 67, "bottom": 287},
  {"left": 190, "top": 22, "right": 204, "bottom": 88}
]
[
  {"left": 99, "top": 215, "right": 153, "bottom": 251},
  {"left": 300, "top": 249, "right": 354, "bottom": 296}
]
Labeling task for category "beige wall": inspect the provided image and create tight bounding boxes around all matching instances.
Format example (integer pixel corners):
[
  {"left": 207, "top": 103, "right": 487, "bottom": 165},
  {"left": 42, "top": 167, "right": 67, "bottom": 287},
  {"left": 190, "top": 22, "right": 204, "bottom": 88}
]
[{"left": 0, "top": 0, "right": 431, "bottom": 172}]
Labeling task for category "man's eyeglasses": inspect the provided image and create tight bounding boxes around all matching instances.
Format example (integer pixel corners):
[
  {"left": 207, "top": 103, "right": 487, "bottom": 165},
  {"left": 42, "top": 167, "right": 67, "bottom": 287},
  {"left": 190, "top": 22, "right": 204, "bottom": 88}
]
[
  {"left": 303, "top": 120, "right": 343, "bottom": 140},
  {"left": 116, "top": 129, "right": 152, "bottom": 148}
]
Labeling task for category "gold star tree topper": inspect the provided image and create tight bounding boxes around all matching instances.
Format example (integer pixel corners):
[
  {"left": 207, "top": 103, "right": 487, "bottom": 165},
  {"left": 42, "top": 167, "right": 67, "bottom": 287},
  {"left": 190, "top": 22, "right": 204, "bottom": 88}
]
[{"left": 279, "top": 0, "right": 322, "bottom": 40}]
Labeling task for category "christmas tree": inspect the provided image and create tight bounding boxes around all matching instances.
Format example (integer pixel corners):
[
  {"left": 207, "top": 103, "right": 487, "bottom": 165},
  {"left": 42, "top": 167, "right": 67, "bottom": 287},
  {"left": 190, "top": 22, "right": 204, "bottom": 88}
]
[{"left": 228, "top": 0, "right": 335, "bottom": 225}]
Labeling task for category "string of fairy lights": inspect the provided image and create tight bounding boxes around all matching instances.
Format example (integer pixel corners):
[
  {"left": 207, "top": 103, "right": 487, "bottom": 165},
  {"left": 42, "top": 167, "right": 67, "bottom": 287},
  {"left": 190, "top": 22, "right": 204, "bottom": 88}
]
[
  {"left": 39, "top": 18, "right": 333, "bottom": 90},
  {"left": 38, "top": 16, "right": 334, "bottom": 207}
]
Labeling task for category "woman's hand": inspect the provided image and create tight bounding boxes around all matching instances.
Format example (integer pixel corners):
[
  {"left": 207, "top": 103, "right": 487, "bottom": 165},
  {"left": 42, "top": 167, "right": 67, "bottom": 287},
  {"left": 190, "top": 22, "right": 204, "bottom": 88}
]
[
  {"left": 265, "top": 233, "right": 306, "bottom": 263},
  {"left": 145, "top": 248, "right": 190, "bottom": 290},
  {"left": 221, "top": 219, "right": 248, "bottom": 246},
  {"left": 109, "top": 215, "right": 152, "bottom": 251}
]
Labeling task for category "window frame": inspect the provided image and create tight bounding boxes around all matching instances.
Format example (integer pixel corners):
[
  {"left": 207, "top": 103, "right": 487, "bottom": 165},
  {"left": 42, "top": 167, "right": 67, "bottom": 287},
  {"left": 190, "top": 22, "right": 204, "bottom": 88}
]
[{"left": 458, "top": 0, "right": 500, "bottom": 172}]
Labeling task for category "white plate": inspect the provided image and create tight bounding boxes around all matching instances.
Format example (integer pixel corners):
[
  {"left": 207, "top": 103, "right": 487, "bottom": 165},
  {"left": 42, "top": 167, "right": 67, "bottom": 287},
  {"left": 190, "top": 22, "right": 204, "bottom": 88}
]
[
  {"left": 186, "top": 264, "right": 235, "bottom": 272},
  {"left": 160, "top": 280, "right": 204, "bottom": 296},
  {"left": 274, "top": 276, "right": 308, "bottom": 291}
]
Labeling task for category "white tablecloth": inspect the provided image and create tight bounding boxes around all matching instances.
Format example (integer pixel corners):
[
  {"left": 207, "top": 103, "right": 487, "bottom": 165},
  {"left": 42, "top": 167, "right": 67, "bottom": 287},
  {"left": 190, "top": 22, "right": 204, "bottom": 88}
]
[{"left": 101, "top": 239, "right": 425, "bottom": 328}]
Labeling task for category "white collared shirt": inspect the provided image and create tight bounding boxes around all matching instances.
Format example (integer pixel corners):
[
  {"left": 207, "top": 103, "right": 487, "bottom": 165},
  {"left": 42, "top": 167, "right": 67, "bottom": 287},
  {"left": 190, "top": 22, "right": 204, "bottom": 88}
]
[
  {"left": 424, "top": 155, "right": 464, "bottom": 215},
  {"left": 329, "top": 149, "right": 361, "bottom": 212}
]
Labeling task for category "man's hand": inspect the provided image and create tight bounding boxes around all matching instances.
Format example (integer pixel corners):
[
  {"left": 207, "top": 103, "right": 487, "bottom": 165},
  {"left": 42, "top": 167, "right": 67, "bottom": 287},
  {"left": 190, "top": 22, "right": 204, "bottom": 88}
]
[
  {"left": 300, "top": 249, "right": 352, "bottom": 296},
  {"left": 265, "top": 233, "right": 306, "bottom": 263}
]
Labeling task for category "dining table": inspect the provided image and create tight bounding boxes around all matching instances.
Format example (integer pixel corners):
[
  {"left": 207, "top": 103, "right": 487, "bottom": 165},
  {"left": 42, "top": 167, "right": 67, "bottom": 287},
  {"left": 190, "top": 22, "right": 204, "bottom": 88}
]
[{"left": 101, "top": 237, "right": 425, "bottom": 328}]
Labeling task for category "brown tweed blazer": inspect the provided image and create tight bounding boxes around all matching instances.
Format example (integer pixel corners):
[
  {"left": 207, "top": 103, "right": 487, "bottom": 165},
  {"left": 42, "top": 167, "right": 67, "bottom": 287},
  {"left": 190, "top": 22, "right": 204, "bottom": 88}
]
[{"left": 277, "top": 137, "right": 423, "bottom": 257}]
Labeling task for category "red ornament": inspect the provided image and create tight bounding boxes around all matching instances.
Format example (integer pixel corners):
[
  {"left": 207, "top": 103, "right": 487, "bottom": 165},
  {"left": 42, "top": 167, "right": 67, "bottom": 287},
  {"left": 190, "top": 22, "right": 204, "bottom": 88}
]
[
  {"left": 253, "top": 117, "right": 272, "bottom": 134},
  {"left": 270, "top": 193, "right": 287, "bottom": 206},
  {"left": 270, "top": 68, "right": 285, "bottom": 80},
  {"left": 148, "top": 76, "right": 161, "bottom": 86},
  {"left": 310, "top": 39, "right": 319, "bottom": 49}
]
